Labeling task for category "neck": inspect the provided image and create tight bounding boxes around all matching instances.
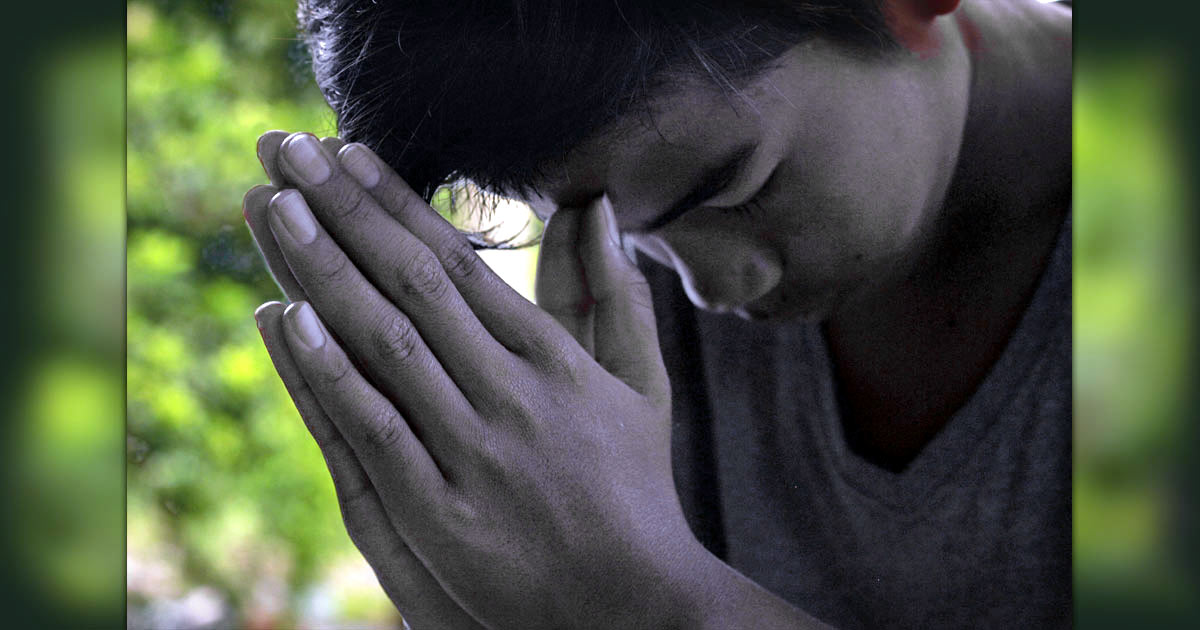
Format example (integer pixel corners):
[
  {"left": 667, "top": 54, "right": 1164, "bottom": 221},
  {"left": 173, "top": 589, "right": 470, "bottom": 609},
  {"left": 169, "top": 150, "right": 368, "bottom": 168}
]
[
  {"left": 824, "top": 0, "right": 1071, "bottom": 471},
  {"left": 941, "top": 0, "right": 1072, "bottom": 248}
]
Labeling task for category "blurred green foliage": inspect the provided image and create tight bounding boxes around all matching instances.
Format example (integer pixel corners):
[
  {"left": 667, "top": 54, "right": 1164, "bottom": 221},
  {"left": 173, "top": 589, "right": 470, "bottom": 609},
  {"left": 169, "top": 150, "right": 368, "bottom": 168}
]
[
  {"left": 4, "top": 27, "right": 127, "bottom": 627},
  {"left": 1074, "top": 52, "right": 1199, "bottom": 625},
  {"left": 127, "top": 1, "right": 399, "bottom": 627}
]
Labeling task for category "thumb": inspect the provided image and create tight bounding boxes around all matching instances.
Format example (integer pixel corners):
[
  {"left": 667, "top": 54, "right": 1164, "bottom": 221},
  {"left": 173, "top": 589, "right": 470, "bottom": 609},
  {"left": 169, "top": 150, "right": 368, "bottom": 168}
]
[
  {"left": 534, "top": 205, "right": 594, "bottom": 355},
  {"left": 577, "top": 197, "right": 668, "bottom": 400}
]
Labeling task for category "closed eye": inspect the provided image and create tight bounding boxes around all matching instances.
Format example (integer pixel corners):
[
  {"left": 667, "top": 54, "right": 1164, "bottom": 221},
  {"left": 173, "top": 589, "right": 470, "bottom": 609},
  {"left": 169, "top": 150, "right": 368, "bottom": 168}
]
[
  {"left": 631, "top": 144, "right": 756, "bottom": 233},
  {"left": 715, "top": 162, "right": 780, "bottom": 218}
]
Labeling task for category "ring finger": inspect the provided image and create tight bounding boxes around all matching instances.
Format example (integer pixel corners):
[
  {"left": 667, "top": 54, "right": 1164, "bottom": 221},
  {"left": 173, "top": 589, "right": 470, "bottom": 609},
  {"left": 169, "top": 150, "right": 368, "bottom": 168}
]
[{"left": 267, "top": 188, "right": 483, "bottom": 468}]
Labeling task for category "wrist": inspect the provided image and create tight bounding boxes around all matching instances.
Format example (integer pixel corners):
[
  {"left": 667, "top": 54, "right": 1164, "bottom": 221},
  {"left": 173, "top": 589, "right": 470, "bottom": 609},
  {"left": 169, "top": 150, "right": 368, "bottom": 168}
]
[
  {"left": 569, "top": 528, "right": 717, "bottom": 630},
  {"left": 652, "top": 538, "right": 833, "bottom": 630},
  {"left": 627, "top": 534, "right": 736, "bottom": 630}
]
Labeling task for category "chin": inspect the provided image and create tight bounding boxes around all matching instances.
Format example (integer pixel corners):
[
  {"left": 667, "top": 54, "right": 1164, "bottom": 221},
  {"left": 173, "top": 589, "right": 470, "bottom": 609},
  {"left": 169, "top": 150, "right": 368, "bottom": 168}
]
[{"left": 730, "top": 287, "right": 834, "bottom": 323}]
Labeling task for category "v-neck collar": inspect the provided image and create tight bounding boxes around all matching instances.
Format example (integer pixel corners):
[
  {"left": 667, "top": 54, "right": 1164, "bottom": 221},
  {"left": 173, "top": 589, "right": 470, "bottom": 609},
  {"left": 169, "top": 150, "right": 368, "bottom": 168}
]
[{"left": 805, "top": 213, "right": 1072, "bottom": 513}]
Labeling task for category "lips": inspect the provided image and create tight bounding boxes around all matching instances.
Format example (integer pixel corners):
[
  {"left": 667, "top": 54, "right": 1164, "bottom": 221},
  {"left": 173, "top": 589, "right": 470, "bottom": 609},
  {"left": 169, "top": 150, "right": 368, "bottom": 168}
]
[
  {"left": 734, "top": 285, "right": 830, "bottom": 323},
  {"left": 733, "top": 289, "right": 786, "bottom": 320}
]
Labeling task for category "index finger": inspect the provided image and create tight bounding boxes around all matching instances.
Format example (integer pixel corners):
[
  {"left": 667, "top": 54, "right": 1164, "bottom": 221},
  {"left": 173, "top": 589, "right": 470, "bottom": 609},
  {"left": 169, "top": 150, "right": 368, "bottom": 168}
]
[
  {"left": 244, "top": 184, "right": 306, "bottom": 301},
  {"left": 256, "top": 130, "right": 289, "bottom": 186},
  {"left": 257, "top": 131, "right": 344, "bottom": 186},
  {"left": 334, "top": 141, "right": 568, "bottom": 358},
  {"left": 271, "top": 133, "right": 517, "bottom": 397},
  {"left": 534, "top": 205, "right": 593, "bottom": 355}
]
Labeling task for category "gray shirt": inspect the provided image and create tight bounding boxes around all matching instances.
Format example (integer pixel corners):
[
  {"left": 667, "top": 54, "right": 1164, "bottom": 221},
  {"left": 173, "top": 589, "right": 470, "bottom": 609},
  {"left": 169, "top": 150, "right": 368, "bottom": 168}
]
[{"left": 643, "top": 217, "right": 1071, "bottom": 628}]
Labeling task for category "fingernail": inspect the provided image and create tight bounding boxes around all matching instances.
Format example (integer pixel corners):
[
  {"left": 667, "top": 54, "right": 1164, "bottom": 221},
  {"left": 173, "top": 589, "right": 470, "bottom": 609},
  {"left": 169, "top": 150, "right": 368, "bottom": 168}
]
[
  {"left": 284, "top": 134, "right": 331, "bottom": 185},
  {"left": 600, "top": 197, "right": 620, "bottom": 248},
  {"left": 290, "top": 302, "right": 326, "bottom": 349},
  {"left": 271, "top": 190, "right": 318, "bottom": 244},
  {"left": 253, "top": 301, "right": 279, "bottom": 328},
  {"left": 256, "top": 131, "right": 274, "bottom": 163},
  {"left": 339, "top": 144, "right": 380, "bottom": 189}
]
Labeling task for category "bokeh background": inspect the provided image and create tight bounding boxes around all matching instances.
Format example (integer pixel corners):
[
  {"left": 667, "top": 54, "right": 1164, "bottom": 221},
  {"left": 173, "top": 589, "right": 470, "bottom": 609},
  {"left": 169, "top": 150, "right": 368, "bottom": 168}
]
[
  {"left": 126, "top": 1, "right": 536, "bottom": 627},
  {"left": 2, "top": 0, "right": 1199, "bottom": 628},
  {"left": 126, "top": 1, "right": 400, "bottom": 626},
  {"left": 1073, "top": 2, "right": 1200, "bottom": 625}
]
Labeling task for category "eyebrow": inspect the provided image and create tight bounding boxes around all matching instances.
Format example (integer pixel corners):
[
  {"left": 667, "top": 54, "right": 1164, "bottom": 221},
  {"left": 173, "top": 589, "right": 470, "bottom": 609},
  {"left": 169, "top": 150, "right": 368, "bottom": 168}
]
[{"left": 633, "top": 142, "right": 757, "bottom": 232}]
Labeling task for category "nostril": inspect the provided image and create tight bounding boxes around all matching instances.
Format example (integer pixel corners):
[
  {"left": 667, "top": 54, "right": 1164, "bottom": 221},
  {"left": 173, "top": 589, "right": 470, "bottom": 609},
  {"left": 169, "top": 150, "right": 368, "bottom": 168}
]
[
  {"left": 678, "top": 275, "right": 731, "bottom": 313},
  {"left": 653, "top": 232, "right": 782, "bottom": 313}
]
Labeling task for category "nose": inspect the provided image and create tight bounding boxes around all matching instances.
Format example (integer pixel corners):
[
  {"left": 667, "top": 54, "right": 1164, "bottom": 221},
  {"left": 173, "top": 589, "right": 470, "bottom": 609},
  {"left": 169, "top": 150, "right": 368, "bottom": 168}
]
[{"left": 640, "top": 231, "right": 782, "bottom": 312}]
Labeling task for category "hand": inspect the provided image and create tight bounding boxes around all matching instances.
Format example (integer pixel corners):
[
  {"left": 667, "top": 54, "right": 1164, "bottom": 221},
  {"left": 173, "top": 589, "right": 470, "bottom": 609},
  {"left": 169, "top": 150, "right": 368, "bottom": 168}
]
[
  {"left": 246, "top": 132, "right": 708, "bottom": 629},
  {"left": 254, "top": 302, "right": 487, "bottom": 630},
  {"left": 248, "top": 133, "right": 487, "bottom": 630},
  {"left": 245, "top": 130, "right": 341, "bottom": 302}
]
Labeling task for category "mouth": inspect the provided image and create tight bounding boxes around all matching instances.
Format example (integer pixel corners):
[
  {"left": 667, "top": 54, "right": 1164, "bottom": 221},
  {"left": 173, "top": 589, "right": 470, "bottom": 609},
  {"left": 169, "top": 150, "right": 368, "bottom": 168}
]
[
  {"left": 732, "top": 284, "right": 786, "bottom": 321},
  {"left": 734, "top": 286, "right": 830, "bottom": 323},
  {"left": 733, "top": 306, "right": 775, "bottom": 321}
]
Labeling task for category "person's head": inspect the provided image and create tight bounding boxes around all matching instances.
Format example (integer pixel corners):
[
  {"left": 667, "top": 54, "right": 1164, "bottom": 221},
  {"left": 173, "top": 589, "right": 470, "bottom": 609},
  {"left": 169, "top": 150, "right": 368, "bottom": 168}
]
[{"left": 298, "top": 0, "right": 970, "bottom": 320}]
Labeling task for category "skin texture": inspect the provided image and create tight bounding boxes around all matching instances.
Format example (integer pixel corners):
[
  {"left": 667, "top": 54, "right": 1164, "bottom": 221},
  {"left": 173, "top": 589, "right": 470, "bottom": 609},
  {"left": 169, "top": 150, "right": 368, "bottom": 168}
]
[
  {"left": 248, "top": 133, "right": 829, "bottom": 629},
  {"left": 244, "top": 0, "right": 1070, "bottom": 626},
  {"left": 522, "top": 4, "right": 975, "bottom": 324},
  {"left": 521, "top": 0, "right": 1070, "bottom": 469},
  {"left": 524, "top": 31, "right": 971, "bottom": 323}
]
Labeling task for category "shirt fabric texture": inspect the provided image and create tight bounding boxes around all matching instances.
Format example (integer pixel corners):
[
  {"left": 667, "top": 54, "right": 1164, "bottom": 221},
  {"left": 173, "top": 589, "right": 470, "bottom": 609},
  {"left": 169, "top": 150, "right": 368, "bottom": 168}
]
[{"left": 641, "top": 216, "right": 1072, "bottom": 629}]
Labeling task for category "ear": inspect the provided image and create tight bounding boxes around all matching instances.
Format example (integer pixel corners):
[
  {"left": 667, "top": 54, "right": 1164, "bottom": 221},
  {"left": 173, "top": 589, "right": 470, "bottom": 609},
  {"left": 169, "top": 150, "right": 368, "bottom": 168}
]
[{"left": 883, "top": 0, "right": 962, "bottom": 56}]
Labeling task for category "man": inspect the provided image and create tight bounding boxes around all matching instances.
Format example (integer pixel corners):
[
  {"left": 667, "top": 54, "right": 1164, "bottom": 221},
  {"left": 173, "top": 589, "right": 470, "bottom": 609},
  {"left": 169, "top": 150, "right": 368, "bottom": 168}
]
[{"left": 244, "top": 0, "right": 1071, "bottom": 627}]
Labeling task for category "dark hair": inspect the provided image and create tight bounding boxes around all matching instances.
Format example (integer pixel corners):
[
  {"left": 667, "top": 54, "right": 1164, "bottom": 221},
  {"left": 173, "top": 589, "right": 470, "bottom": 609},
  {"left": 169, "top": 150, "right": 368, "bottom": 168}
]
[{"left": 297, "top": 1, "right": 891, "bottom": 201}]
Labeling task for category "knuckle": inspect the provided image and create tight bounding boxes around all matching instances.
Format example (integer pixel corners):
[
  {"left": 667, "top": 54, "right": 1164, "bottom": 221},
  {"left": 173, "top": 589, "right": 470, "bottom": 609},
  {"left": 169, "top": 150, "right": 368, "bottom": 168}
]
[
  {"left": 328, "top": 184, "right": 373, "bottom": 222},
  {"left": 381, "top": 184, "right": 423, "bottom": 220},
  {"left": 300, "top": 413, "right": 339, "bottom": 444},
  {"left": 339, "top": 482, "right": 375, "bottom": 515},
  {"left": 337, "top": 486, "right": 378, "bottom": 542},
  {"left": 366, "top": 411, "right": 408, "bottom": 452},
  {"left": 371, "top": 312, "right": 423, "bottom": 368},
  {"left": 478, "top": 380, "right": 530, "bottom": 427},
  {"left": 534, "top": 339, "right": 585, "bottom": 386},
  {"left": 310, "top": 252, "right": 352, "bottom": 288},
  {"left": 394, "top": 249, "right": 450, "bottom": 303},
  {"left": 439, "top": 237, "right": 482, "bottom": 283},
  {"left": 321, "top": 355, "right": 358, "bottom": 388},
  {"left": 440, "top": 492, "right": 482, "bottom": 532},
  {"left": 477, "top": 433, "right": 519, "bottom": 472}
]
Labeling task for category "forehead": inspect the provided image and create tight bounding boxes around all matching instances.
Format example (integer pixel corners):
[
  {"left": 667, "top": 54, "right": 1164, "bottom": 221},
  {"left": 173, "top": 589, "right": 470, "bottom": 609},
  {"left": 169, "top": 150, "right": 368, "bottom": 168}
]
[
  {"left": 512, "top": 39, "right": 873, "bottom": 216},
  {"left": 524, "top": 74, "right": 767, "bottom": 214}
]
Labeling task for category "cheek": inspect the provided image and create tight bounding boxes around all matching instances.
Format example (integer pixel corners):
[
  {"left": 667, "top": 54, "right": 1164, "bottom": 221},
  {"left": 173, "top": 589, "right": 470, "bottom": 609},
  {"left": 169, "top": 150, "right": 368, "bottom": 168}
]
[
  {"left": 769, "top": 189, "right": 921, "bottom": 316},
  {"left": 746, "top": 171, "right": 928, "bottom": 316},
  {"left": 795, "top": 84, "right": 947, "bottom": 249},
  {"left": 631, "top": 230, "right": 782, "bottom": 312},
  {"left": 769, "top": 146, "right": 935, "bottom": 291}
]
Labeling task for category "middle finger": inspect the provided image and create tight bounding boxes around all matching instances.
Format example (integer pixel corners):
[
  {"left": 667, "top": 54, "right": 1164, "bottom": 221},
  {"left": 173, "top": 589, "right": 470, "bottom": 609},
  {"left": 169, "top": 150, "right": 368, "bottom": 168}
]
[
  {"left": 273, "top": 132, "right": 518, "bottom": 406},
  {"left": 267, "top": 188, "right": 486, "bottom": 465}
]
